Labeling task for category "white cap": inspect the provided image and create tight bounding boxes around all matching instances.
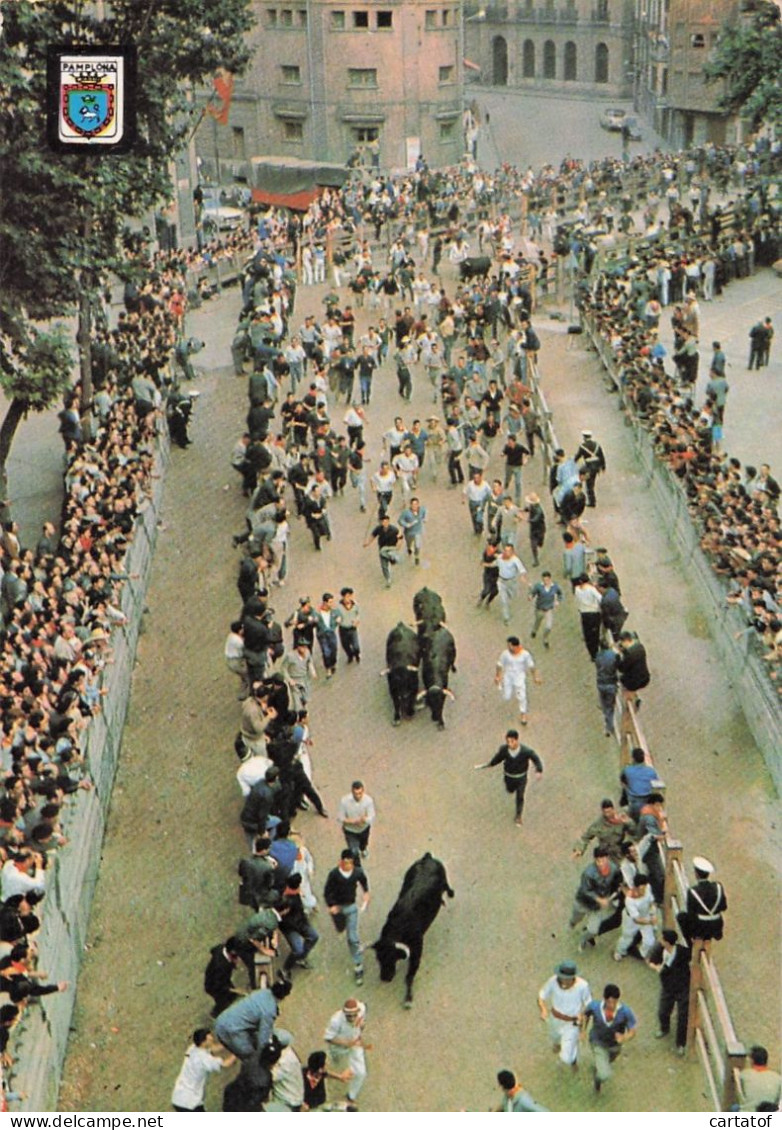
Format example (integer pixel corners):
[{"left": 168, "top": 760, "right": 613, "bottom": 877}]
[{"left": 692, "top": 856, "right": 714, "bottom": 874}]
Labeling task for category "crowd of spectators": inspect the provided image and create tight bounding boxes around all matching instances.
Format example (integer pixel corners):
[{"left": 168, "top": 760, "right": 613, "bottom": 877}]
[
  {"left": 577, "top": 164, "right": 780, "bottom": 695},
  {"left": 0, "top": 250, "right": 194, "bottom": 1101}
]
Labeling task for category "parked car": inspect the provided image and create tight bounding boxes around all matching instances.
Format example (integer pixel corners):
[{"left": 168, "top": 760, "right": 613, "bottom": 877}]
[
  {"left": 599, "top": 107, "right": 626, "bottom": 131},
  {"left": 200, "top": 186, "right": 245, "bottom": 232}
]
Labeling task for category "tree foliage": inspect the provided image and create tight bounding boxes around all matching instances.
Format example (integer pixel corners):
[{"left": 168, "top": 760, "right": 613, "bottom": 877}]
[
  {"left": 0, "top": 0, "right": 255, "bottom": 464},
  {"left": 704, "top": 0, "right": 782, "bottom": 133}
]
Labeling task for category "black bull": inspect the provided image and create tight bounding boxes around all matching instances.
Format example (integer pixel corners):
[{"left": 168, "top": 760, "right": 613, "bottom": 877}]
[
  {"left": 384, "top": 622, "right": 420, "bottom": 725},
  {"left": 458, "top": 255, "right": 492, "bottom": 281},
  {"left": 420, "top": 625, "right": 456, "bottom": 728},
  {"left": 372, "top": 853, "right": 455, "bottom": 1006}
]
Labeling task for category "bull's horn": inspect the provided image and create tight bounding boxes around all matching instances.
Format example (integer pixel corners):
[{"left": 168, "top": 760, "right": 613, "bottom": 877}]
[
  {"left": 416, "top": 690, "right": 426, "bottom": 700},
  {"left": 407, "top": 664, "right": 420, "bottom": 672},
  {"left": 395, "top": 942, "right": 411, "bottom": 960},
  {"left": 444, "top": 688, "right": 456, "bottom": 700},
  {"left": 379, "top": 667, "right": 389, "bottom": 676}
]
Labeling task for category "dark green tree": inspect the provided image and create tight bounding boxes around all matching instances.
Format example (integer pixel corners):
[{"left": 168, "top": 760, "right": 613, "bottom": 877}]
[
  {"left": 704, "top": 0, "right": 782, "bottom": 133},
  {"left": 0, "top": 0, "right": 254, "bottom": 472}
]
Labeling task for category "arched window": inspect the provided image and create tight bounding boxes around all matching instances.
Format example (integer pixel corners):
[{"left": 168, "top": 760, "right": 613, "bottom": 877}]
[
  {"left": 564, "top": 41, "right": 577, "bottom": 80},
  {"left": 522, "top": 38, "right": 535, "bottom": 77},
  {"left": 595, "top": 42, "right": 609, "bottom": 83},
  {"left": 543, "top": 39, "right": 556, "bottom": 78},
  {"left": 492, "top": 36, "right": 509, "bottom": 85}
]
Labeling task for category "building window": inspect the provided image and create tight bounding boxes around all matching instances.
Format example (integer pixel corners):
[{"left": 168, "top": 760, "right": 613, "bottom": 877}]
[
  {"left": 425, "top": 9, "right": 437, "bottom": 27},
  {"left": 440, "top": 120, "right": 456, "bottom": 140},
  {"left": 352, "top": 126, "right": 379, "bottom": 142},
  {"left": 280, "top": 8, "right": 293, "bottom": 25},
  {"left": 348, "top": 67, "right": 378, "bottom": 87},
  {"left": 298, "top": 8, "right": 307, "bottom": 25},
  {"left": 439, "top": 64, "right": 455, "bottom": 83},
  {"left": 283, "top": 121, "right": 303, "bottom": 141},
  {"left": 522, "top": 38, "right": 535, "bottom": 77},
  {"left": 376, "top": 10, "right": 393, "bottom": 27},
  {"left": 442, "top": 9, "right": 451, "bottom": 24},
  {"left": 353, "top": 10, "right": 369, "bottom": 27},
  {"left": 564, "top": 41, "right": 577, "bottom": 80},
  {"left": 331, "top": 10, "right": 345, "bottom": 28},
  {"left": 595, "top": 42, "right": 609, "bottom": 82},
  {"left": 231, "top": 126, "right": 246, "bottom": 160},
  {"left": 543, "top": 39, "right": 556, "bottom": 78},
  {"left": 281, "top": 64, "right": 301, "bottom": 83},
  {"left": 266, "top": 8, "right": 277, "bottom": 25},
  {"left": 595, "top": 0, "right": 608, "bottom": 19},
  {"left": 690, "top": 32, "right": 705, "bottom": 47}
]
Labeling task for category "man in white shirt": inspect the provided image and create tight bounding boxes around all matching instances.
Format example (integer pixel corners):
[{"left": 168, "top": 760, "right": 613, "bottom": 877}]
[
  {"left": 496, "top": 543, "right": 528, "bottom": 625},
  {"left": 463, "top": 471, "right": 493, "bottom": 535},
  {"left": 337, "top": 781, "right": 376, "bottom": 859},
  {"left": 324, "top": 999, "right": 368, "bottom": 1103},
  {"left": 537, "top": 961, "right": 591, "bottom": 1066},
  {"left": 171, "top": 1029, "right": 235, "bottom": 1111},
  {"left": 494, "top": 635, "right": 540, "bottom": 725},
  {"left": 392, "top": 445, "right": 420, "bottom": 497},
  {"left": 614, "top": 873, "right": 658, "bottom": 960},
  {"left": 573, "top": 572, "right": 603, "bottom": 661}
]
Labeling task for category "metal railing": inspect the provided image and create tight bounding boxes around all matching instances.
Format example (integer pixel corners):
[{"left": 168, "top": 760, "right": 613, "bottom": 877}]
[
  {"left": 582, "top": 309, "right": 782, "bottom": 793},
  {"left": 8, "top": 433, "right": 170, "bottom": 1111}
]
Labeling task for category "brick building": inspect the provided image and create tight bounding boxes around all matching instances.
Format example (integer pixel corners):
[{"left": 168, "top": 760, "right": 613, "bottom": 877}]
[
  {"left": 633, "top": 0, "right": 740, "bottom": 147},
  {"left": 195, "top": 0, "right": 466, "bottom": 178}
]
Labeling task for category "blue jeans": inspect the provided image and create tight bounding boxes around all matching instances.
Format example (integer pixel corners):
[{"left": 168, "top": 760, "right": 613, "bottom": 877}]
[
  {"left": 283, "top": 921, "right": 319, "bottom": 969},
  {"left": 504, "top": 467, "right": 523, "bottom": 505},
  {"left": 318, "top": 629, "right": 338, "bottom": 671},
  {"left": 339, "top": 903, "right": 363, "bottom": 966},
  {"left": 468, "top": 499, "right": 486, "bottom": 534}
]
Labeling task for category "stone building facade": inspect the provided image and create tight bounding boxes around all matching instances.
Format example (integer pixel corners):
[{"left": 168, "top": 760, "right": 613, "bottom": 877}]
[
  {"left": 462, "top": 0, "right": 635, "bottom": 98},
  {"left": 195, "top": 0, "right": 465, "bottom": 178},
  {"left": 633, "top": 0, "right": 739, "bottom": 147}
]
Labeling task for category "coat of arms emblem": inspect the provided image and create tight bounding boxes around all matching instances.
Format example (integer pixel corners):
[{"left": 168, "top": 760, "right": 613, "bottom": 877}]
[{"left": 48, "top": 47, "right": 135, "bottom": 151}]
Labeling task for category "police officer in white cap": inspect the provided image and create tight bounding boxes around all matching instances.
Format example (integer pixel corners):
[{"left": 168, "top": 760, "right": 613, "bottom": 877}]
[
  {"left": 573, "top": 429, "right": 606, "bottom": 509},
  {"left": 677, "top": 856, "right": 727, "bottom": 943}
]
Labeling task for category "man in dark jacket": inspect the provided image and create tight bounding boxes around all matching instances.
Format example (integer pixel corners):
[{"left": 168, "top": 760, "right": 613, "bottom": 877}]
[
  {"left": 617, "top": 631, "right": 650, "bottom": 708},
  {"left": 240, "top": 767, "right": 281, "bottom": 849},
  {"left": 238, "top": 836, "right": 278, "bottom": 911},
  {"left": 473, "top": 729, "right": 543, "bottom": 826},
  {"left": 569, "top": 847, "right": 622, "bottom": 952},
  {"left": 677, "top": 856, "right": 727, "bottom": 944},
  {"left": 324, "top": 850, "right": 370, "bottom": 985},
  {"left": 648, "top": 928, "right": 691, "bottom": 1055},
  {"left": 279, "top": 873, "right": 319, "bottom": 971},
  {"left": 204, "top": 937, "right": 243, "bottom": 1017}
]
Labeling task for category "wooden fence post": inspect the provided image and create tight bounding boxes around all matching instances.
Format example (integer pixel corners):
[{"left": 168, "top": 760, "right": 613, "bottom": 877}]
[
  {"left": 663, "top": 838, "right": 683, "bottom": 930},
  {"left": 722, "top": 1044, "right": 747, "bottom": 1111},
  {"left": 686, "top": 939, "right": 709, "bottom": 1050}
]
